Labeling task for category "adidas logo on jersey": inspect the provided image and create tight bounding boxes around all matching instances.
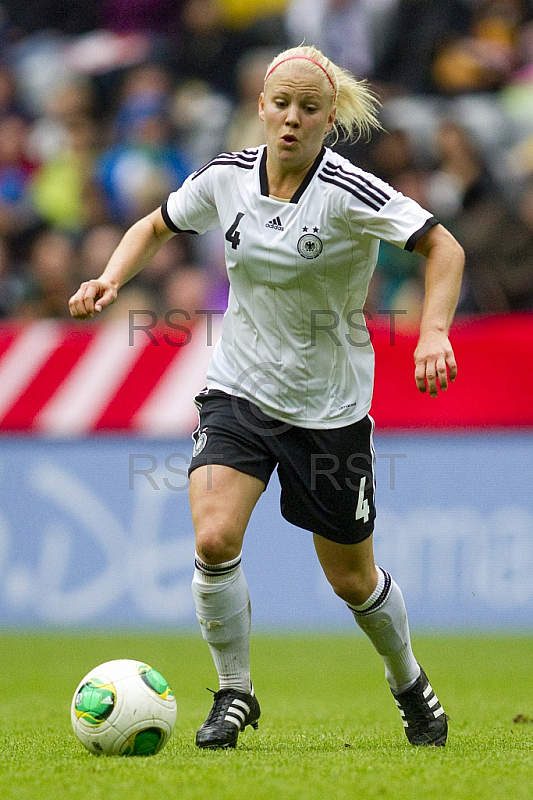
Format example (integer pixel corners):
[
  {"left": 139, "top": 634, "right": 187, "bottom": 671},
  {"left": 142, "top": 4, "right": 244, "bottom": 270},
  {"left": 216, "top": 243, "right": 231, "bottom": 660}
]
[{"left": 265, "top": 216, "right": 284, "bottom": 231}]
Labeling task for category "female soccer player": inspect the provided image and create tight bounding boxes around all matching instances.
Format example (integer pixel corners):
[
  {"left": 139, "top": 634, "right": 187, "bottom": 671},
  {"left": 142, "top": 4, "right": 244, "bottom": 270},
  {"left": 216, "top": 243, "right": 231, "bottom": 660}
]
[{"left": 69, "top": 45, "right": 464, "bottom": 749}]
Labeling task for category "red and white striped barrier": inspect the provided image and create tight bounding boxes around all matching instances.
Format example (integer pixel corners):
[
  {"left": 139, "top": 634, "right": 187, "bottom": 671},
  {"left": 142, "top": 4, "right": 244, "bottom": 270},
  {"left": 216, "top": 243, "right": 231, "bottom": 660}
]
[
  {"left": 0, "top": 313, "right": 531, "bottom": 435},
  {"left": 0, "top": 317, "right": 222, "bottom": 436}
]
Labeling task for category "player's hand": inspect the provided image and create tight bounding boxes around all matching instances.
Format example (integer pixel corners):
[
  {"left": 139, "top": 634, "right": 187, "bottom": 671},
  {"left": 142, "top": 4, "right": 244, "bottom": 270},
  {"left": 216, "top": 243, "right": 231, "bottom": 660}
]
[
  {"left": 69, "top": 279, "right": 118, "bottom": 320},
  {"left": 414, "top": 329, "right": 457, "bottom": 398}
]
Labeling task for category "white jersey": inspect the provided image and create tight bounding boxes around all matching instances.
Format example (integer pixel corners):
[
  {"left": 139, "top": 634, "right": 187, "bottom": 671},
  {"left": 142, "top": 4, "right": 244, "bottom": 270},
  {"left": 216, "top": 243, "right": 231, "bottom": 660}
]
[{"left": 163, "top": 145, "right": 436, "bottom": 429}]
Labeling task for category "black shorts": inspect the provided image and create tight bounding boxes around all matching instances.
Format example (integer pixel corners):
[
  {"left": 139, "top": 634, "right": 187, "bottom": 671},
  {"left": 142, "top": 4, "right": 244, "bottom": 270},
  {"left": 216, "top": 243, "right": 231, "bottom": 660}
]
[{"left": 188, "top": 389, "right": 376, "bottom": 544}]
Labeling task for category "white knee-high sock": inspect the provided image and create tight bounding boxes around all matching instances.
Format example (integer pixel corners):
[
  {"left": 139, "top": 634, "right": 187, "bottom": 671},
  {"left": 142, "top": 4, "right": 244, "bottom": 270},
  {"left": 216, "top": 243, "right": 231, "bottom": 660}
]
[
  {"left": 191, "top": 552, "right": 251, "bottom": 693},
  {"left": 347, "top": 567, "right": 420, "bottom": 693}
]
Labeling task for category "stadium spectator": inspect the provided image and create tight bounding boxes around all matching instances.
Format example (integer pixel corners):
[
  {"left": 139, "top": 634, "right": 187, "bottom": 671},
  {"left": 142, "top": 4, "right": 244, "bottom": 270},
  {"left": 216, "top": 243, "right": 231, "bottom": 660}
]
[
  {"left": 20, "top": 228, "right": 78, "bottom": 319},
  {"left": 373, "top": 0, "right": 473, "bottom": 95},
  {"left": 136, "top": 231, "right": 211, "bottom": 314},
  {"left": 30, "top": 111, "right": 101, "bottom": 234},
  {"left": 69, "top": 43, "right": 464, "bottom": 751},
  {"left": 171, "top": 78, "right": 232, "bottom": 169},
  {"left": 427, "top": 120, "right": 533, "bottom": 312},
  {"left": 27, "top": 81, "right": 96, "bottom": 161},
  {"left": 162, "top": 264, "right": 209, "bottom": 322},
  {"left": 224, "top": 47, "right": 274, "bottom": 152},
  {"left": 0, "top": 113, "right": 39, "bottom": 239},
  {"left": 431, "top": 0, "right": 529, "bottom": 95},
  {"left": 95, "top": 64, "right": 191, "bottom": 225},
  {"left": 285, "top": 0, "right": 399, "bottom": 79},
  {"left": 0, "top": 65, "right": 24, "bottom": 119},
  {"left": 0, "top": 235, "right": 23, "bottom": 317},
  {"left": 77, "top": 223, "right": 125, "bottom": 283},
  {"left": 168, "top": 0, "right": 250, "bottom": 99},
  {"left": 456, "top": 179, "right": 533, "bottom": 312}
]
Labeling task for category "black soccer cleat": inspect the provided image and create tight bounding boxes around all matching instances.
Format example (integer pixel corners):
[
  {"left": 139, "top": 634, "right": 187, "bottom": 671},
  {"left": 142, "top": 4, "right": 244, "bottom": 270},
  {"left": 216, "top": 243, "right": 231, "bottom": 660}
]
[
  {"left": 196, "top": 687, "right": 261, "bottom": 749},
  {"left": 392, "top": 667, "right": 448, "bottom": 747}
]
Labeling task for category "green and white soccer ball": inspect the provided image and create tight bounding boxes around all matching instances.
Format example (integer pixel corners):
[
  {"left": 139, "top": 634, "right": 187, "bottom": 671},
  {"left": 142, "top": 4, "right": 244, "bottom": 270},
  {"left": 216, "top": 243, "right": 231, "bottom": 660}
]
[{"left": 71, "top": 659, "right": 177, "bottom": 756}]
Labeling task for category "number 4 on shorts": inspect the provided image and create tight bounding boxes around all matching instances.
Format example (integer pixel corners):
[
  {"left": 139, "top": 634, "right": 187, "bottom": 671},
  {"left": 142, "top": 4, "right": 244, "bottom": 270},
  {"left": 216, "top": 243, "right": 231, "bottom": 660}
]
[{"left": 355, "top": 476, "right": 370, "bottom": 523}]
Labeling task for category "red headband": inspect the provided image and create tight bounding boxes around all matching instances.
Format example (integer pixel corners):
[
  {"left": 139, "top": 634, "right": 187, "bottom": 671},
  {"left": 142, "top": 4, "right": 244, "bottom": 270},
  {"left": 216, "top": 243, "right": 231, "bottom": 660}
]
[{"left": 265, "top": 56, "right": 337, "bottom": 100}]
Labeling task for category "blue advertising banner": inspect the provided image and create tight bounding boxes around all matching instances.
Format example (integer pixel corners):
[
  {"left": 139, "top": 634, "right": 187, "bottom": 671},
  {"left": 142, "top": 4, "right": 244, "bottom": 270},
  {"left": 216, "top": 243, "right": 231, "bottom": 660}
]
[{"left": 0, "top": 434, "right": 531, "bottom": 629}]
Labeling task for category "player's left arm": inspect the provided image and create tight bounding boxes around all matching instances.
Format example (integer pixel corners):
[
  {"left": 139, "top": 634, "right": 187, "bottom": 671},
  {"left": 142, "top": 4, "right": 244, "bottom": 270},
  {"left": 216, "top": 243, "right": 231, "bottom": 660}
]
[{"left": 412, "top": 223, "right": 465, "bottom": 397}]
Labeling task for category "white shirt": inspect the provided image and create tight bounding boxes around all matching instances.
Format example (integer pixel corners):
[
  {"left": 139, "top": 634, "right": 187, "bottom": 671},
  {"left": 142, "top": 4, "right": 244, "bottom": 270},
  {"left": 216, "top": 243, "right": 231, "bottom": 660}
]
[{"left": 163, "top": 145, "right": 436, "bottom": 429}]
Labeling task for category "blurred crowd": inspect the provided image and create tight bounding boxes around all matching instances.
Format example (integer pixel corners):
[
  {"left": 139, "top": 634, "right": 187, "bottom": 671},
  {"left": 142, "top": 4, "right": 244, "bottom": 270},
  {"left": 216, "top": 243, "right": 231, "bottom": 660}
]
[{"left": 1, "top": 0, "right": 533, "bottom": 324}]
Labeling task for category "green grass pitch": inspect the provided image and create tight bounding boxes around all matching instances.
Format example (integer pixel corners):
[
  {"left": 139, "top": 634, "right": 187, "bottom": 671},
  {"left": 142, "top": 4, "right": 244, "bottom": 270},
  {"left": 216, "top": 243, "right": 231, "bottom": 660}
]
[{"left": 1, "top": 631, "right": 532, "bottom": 799}]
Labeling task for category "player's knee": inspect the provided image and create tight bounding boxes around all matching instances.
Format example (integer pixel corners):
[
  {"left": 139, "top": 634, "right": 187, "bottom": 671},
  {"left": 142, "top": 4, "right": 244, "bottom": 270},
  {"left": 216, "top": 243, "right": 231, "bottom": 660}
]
[
  {"left": 195, "top": 524, "right": 241, "bottom": 564},
  {"left": 326, "top": 570, "right": 376, "bottom": 606}
]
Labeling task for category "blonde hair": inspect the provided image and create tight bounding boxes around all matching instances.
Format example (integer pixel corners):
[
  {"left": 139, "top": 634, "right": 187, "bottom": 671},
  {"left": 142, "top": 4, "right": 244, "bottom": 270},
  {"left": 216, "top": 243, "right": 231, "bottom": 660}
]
[{"left": 264, "top": 45, "right": 382, "bottom": 143}]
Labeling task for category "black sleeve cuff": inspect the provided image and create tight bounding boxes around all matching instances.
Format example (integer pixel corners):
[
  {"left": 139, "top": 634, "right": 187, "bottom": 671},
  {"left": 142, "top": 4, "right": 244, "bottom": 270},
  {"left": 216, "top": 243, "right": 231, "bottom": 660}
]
[
  {"left": 160, "top": 201, "right": 198, "bottom": 234},
  {"left": 404, "top": 216, "right": 439, "bottom": 252}
]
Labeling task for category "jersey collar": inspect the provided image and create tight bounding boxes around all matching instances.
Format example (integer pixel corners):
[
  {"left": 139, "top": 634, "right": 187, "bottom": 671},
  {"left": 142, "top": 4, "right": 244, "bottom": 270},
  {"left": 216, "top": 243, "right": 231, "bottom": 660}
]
[{"left": 259, "top": 146, "right": 326, "bottom": 203}]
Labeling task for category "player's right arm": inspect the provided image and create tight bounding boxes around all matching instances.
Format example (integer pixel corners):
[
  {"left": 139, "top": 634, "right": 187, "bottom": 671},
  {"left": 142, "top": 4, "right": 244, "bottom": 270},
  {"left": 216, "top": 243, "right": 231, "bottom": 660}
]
[{"left": 69, "top": 208, "right": 175, "bottom": 320}]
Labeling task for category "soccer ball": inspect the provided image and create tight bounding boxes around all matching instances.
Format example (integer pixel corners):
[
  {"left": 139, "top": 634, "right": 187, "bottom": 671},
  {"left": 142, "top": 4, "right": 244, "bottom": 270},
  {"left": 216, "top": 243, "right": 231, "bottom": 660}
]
[{"left": 71, "top": 659, "right": 177, "bottom": 756}]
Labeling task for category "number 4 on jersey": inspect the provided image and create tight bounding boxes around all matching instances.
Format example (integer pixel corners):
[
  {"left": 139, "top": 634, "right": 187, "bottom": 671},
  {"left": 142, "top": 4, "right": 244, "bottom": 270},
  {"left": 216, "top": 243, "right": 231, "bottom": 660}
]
[
  {"left": 225, "top": 212, "right": 245, "bottom": 250},
  {"left": 355, "top": 476, "right": 370, "bottom": 523}
]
